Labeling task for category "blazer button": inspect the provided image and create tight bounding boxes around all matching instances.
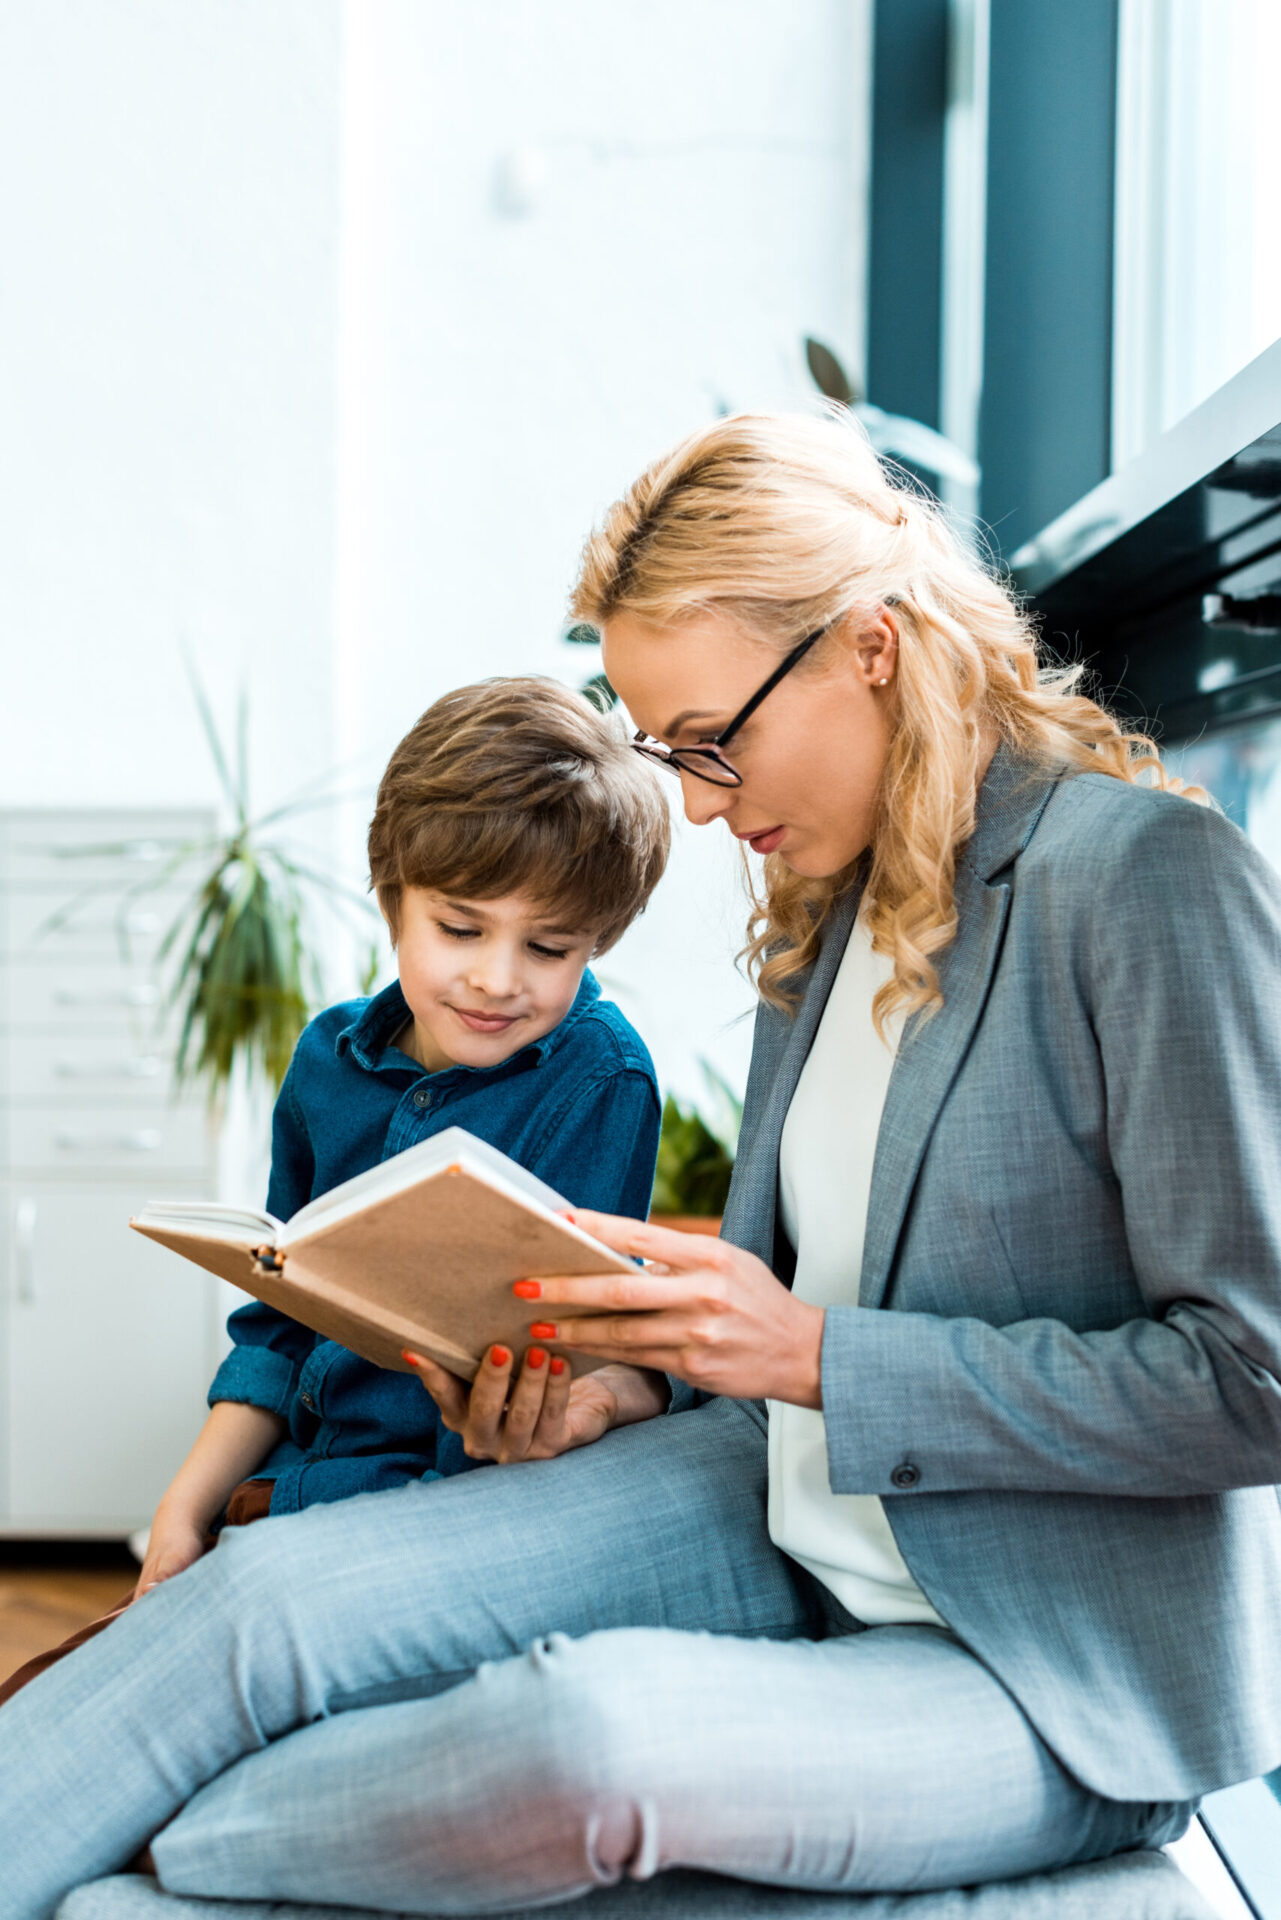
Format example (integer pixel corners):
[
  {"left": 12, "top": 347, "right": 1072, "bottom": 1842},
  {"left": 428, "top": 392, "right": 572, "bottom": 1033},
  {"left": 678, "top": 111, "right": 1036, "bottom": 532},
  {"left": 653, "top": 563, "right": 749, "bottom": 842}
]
[
  {"left": 890, "top": 1463, "right": 920, "bottom": 1491},
  {"left": 413, "top": 1090, "right": 430, "bottom": 1109},
  {"left": 301, "top": 1391, "right": 316, "bottom": 1411}
]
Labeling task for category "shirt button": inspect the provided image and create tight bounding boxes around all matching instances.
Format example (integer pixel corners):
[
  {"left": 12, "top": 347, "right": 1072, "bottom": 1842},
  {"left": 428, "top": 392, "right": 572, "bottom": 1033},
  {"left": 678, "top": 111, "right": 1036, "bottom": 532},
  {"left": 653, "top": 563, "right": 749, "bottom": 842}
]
[
  {"left": 890, "top": 1463, "right": 920, "bottom": 1491},
  {"left": 300, "top": 1391, "right": 316, "bottom": 1411},
  {"left": 413, "top": 1090, "right": 430, "bottom": 1109}
]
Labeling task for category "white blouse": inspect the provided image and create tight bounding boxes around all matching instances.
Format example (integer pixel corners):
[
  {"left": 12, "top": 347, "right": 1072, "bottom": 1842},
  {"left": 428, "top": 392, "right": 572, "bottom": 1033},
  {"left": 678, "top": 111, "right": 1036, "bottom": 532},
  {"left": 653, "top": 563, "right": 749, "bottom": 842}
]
[{"left": 768, "top": 908, "right": 946, "bottom": 1628}]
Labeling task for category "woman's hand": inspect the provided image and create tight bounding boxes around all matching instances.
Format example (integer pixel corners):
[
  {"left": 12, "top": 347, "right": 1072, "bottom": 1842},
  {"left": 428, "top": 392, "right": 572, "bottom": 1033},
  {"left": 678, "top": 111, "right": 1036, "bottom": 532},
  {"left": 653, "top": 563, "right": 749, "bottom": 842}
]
[
  {"left": 405, "top": 1344, "right": 668, "bottom": 1465},
  {"left": 133, "top": 1502, "right": 209, "bottom": 1600},
  {"left": 521, "top": 1212, "right": 826, "bottom": 1406}
]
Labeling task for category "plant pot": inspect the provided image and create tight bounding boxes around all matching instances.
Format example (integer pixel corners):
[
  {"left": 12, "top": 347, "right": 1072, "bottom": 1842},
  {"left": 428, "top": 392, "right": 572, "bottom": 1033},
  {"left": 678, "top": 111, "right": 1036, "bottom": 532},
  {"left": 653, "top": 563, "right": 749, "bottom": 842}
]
[{"left": 648, "top": 1214, "right": 723, "bottom": 1236}]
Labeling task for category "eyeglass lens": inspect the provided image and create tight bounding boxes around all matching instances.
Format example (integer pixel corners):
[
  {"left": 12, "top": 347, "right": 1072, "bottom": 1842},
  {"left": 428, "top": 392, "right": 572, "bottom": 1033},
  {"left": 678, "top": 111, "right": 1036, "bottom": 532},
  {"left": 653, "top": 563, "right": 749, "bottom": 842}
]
[{"left": 633, "top": 743, "right": 741, "bottom": 787}]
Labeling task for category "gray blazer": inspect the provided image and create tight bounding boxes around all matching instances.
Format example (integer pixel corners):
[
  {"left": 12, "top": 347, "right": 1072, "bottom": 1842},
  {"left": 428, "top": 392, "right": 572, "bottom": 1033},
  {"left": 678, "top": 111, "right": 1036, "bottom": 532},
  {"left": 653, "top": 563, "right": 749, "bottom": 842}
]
[{"left": 710, "top": 743, "right": 1281, "bottom": 1802}]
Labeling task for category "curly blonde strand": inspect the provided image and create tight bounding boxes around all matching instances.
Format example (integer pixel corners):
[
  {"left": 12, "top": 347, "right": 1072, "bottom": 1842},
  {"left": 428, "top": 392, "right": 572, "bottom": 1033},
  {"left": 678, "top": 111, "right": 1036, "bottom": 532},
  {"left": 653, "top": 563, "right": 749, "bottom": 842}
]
[{"left": 572, "top": 409, "right": 1203, "bottom": 1029}]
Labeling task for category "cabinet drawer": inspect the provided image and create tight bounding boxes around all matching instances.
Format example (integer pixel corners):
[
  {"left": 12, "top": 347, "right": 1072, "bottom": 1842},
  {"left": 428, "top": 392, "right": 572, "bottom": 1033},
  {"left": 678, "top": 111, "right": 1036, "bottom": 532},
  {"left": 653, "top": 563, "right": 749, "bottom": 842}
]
[
  {"left": 2, "top": 1183, "right": 216, "bottom": 1529},
  {"left": 6, "top": 1032, "right": 180, "bottom": 1104},
  {"left": 2, "top": 890, "right": 181, "bottom": 963},
  {"left": 6, "top": 1106, "right": 212, "bottom": 1174},
  {"left": 0, "top": 962, "right": 166, "bottom": 1030},
  {"left": 0, "top": 812, "right": 211, "bottom": 887}
]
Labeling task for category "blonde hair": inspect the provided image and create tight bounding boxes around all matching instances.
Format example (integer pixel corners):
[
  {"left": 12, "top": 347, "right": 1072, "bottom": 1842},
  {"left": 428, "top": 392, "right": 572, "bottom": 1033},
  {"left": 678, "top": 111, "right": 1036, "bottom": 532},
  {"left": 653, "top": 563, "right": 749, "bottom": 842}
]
[
  {"left": 368, "top": 677, "right": 670, "bottom": 954},
  {"left": 572, "top": 409, "right": 1202, "bottom": 1029}
]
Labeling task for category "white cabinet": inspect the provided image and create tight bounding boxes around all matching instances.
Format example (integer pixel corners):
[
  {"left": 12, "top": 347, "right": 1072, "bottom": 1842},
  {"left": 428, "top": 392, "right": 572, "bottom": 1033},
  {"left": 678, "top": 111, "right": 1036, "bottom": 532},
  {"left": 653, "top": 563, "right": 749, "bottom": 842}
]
[
  {"left": 2, "top": 1186, "right": 217, "bottom": 1529},
  {"left": 0, "top": 810, "right": 220, "bottom": 1536}
]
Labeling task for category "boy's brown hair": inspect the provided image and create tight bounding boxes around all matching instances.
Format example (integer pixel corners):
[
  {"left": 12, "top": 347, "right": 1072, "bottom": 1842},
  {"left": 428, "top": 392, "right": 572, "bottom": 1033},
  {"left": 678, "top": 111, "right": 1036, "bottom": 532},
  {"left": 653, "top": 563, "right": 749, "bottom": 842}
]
[{"left": 368, "top": 677, "right": 671, "bottom": 952}]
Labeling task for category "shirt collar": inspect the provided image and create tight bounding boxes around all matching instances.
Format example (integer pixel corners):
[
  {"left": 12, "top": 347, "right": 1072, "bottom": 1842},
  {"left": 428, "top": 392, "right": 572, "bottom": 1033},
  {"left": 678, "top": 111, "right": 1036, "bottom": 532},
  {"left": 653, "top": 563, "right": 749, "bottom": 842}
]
[{"left": 335, "top": 970, "right": 601, "bottom": 1079}]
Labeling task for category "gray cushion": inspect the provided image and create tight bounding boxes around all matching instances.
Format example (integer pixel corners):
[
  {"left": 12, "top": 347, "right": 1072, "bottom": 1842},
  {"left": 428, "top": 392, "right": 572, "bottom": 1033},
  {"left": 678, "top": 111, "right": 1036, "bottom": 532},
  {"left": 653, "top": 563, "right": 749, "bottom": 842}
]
[{"left": 55, "top": 1853, "right": 1216, "bottom": 1920}]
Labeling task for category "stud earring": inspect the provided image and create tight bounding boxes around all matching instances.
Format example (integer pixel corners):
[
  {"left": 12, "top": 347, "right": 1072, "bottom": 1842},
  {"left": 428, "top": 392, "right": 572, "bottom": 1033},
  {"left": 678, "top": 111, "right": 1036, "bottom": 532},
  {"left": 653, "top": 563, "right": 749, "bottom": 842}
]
[{"left": 877, "top": 676, "right": 889, "bottom": 686}]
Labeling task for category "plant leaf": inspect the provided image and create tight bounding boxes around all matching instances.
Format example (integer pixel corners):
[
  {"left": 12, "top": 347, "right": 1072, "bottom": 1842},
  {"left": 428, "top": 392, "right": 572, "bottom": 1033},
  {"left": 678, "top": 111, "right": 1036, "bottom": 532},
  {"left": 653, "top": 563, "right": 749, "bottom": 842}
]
[
  {"left": 581, "top": 672, "right": 618, "bottom": 713},
  {"left": 265, "top": 852, "right": 378, "bottom": 917},
  {"left": 183, "top": 650, "right": 243, "bottom": 822},
  {"left": 805, "top": 336, "right": 858, "bottom": 405},
  {"left": 698, "top": 1058, "right": 744, "bottom": 1155},
  {"left": 651, "top": 1095, "right": 734, "bottom": 1217},
  {"left": 235, "top": 684, "right": 250, "bottom": 823},
  {"left": 359, "top": 941, "right": 382, "bottom": 995},
  {"left": 249, "top": 783, "right": 374, "bottom": 836}
]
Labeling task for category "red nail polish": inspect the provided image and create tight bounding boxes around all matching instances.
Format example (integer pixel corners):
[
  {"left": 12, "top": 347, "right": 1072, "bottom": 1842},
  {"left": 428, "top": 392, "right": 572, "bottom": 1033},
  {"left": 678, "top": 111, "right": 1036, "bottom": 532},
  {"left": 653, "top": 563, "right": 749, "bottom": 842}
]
[
  {"left": 513, "top": 1280, "right": 542, "bottom": 1299},
  {"left": 549, "top": 1356, "right": 566, "bottom": 1376},
  {"left": 490, "top": 1345, "right": 512, "bottom": 1367},
  {"left": 527, "top": 1347, "right": 547, "bottom": 1369},
  {"left": 528, "top": 1322, "right": 558, "bottom": 1340},
  {"left": 401, "top": 1349, "right": 422, "bottom": 1367}
]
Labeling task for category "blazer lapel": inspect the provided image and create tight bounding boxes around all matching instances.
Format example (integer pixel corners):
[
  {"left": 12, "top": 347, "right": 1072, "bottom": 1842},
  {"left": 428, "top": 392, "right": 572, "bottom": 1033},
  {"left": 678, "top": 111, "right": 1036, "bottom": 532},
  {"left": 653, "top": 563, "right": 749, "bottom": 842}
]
[
  {"left": 724, "top": 743, "right": 1063, "bottom": 1289},
  {"left": 858, "top": 745, "right": 1063, "bottom": 1310},
  {"left": 857, "top": 862, "right": 1011, "bottom": 1310}
]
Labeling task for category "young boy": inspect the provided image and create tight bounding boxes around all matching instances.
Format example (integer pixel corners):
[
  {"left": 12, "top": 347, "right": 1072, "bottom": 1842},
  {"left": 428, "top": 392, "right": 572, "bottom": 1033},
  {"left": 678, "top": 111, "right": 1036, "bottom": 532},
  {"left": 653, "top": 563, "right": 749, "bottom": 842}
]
[{"left": 134, "top": 676, "right": 671, "bottom": 1592}]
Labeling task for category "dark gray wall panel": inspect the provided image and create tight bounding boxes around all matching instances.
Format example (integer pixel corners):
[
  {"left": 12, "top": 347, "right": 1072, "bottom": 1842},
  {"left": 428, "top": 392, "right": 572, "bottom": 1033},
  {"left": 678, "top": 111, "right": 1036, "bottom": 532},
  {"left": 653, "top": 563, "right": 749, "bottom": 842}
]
[{"left": 979, "top": 0, "right": 1119, "bottom": 558}]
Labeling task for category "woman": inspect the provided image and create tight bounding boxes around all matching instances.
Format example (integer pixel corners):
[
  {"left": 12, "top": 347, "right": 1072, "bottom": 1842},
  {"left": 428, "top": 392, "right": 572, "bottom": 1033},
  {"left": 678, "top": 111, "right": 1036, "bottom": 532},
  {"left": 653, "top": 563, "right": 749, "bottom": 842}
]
[{"left": 4, "top": 411, "right": 1280, "bottom": 1918}]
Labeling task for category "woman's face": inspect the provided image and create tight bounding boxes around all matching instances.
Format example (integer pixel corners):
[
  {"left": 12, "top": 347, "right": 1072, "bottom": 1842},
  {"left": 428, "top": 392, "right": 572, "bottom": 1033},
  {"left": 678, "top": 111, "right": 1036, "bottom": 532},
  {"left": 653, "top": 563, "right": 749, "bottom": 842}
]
[{"left": 602, "top": 608, "right": 897, "bottom": 879}]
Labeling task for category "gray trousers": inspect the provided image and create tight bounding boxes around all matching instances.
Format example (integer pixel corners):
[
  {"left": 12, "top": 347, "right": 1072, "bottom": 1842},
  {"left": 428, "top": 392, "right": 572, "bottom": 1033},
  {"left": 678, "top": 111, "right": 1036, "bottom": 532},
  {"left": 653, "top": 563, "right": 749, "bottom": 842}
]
[{"left": 0, "top": 1401, "right": 1191, "bottom": 1918}]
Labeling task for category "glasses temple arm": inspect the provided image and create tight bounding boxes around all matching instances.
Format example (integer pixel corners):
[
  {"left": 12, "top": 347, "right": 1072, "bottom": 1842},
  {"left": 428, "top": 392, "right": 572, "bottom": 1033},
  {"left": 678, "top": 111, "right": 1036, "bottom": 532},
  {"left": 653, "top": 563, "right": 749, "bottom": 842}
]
[{"left": 714, "top": 628, "right": 827, "bottom": 746}]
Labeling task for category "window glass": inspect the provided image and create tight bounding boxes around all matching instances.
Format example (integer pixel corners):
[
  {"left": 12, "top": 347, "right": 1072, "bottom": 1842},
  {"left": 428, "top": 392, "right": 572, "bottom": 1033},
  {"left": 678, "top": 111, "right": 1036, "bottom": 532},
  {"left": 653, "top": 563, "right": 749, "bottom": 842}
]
[
  {"left": 1112, "top": 0, "right": 1281, "bottom": 470},
  {"left": 1163, "top": 712, "right": 1281, "bottom": 876}
]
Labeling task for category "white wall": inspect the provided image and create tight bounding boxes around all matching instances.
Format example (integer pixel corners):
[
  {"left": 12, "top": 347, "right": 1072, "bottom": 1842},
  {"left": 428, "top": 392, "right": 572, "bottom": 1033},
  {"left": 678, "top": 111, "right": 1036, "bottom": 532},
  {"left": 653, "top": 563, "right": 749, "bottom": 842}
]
[
  {"left": 1, "top": 0, "right": 871, "bottom": 1139},
  {"left": 333, "top": 0, "right": 871, "bottom": 1101},
  {"left": 0, "top": 0, "right": 344, "bottom": 822}
]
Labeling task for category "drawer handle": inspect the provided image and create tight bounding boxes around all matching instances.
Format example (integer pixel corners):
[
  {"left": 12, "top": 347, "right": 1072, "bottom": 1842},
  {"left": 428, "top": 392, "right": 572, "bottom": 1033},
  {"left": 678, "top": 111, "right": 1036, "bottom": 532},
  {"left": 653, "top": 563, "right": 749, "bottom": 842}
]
[
  {"left": 13, "top": 1198, "right": 37, "bottom": 1304},
  {"left": 54, "top": 1057, "right": 164, "bottom": 1080},
  {"left": 53, "top": 984, "right": 160, "bottom": 1009},
  {"left": 34, "top": 838, "right": 165, "bottom": 865},
  {"left": 39, "top": 911, "right": 160, "bottom": 938},
  {"left": 54, "top": 1129, "right": 163, "bottom": 1153}
]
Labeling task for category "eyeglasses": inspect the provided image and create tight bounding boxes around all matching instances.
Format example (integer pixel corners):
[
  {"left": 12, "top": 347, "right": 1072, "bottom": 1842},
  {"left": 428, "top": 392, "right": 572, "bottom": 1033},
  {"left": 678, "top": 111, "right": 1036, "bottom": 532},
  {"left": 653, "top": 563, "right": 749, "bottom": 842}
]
[{"left": 630, "top": 627, "right": 826, "bottom": 788}]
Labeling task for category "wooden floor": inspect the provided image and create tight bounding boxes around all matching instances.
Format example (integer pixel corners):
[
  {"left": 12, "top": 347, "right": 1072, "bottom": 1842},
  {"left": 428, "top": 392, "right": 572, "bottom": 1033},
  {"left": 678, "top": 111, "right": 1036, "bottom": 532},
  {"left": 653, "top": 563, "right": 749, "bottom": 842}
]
[{"left": 0, "top": 1549, "right": 138, "bottom": 1685}]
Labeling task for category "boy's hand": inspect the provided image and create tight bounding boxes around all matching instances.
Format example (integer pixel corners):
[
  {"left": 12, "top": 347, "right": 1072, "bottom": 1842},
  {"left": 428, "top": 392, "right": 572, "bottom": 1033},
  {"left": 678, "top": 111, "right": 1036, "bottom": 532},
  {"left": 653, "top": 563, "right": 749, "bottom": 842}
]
[
  {"left": 133, "top": 1504, "right": 209, "bottom": 1600},
  {"left": 404, "top": 1346, "right": 667, "bottom": 1465}
]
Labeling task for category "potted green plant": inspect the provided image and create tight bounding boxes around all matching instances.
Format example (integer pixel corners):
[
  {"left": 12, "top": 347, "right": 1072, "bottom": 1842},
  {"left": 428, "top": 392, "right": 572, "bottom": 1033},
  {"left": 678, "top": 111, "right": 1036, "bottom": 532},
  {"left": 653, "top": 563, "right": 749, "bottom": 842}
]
[
  {"left": 159, "top": 682, "right": 378, "bottom": 1100},
  {"left": 649, "top": 1063, "right": 742, "bottom": 1234},
  {"left": 43, "top": 673, "right": 378, "bottom": 1104},
  {"left": 157, "top": 683, "right": 378, "bottom": 1098}
]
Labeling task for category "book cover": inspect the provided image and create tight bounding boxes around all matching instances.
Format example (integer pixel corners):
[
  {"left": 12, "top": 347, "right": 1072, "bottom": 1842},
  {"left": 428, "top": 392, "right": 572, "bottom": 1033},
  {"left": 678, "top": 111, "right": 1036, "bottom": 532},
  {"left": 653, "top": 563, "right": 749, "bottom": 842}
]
[{"left": 131, "top": 1128, "right": 636, "bottom": 1380}]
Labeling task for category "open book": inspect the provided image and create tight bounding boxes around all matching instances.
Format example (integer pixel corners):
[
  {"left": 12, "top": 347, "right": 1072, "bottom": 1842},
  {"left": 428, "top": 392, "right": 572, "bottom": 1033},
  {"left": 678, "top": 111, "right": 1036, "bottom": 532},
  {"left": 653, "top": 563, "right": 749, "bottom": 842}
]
[{"left": 130, "top": 1128, "right": 636, "bottom": 1380}]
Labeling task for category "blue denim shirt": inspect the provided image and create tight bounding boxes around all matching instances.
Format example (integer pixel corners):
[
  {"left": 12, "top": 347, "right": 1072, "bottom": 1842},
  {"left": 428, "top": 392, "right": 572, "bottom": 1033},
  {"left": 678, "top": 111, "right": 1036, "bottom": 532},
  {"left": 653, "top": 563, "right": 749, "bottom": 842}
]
[{"left": 208, "top": 970, "right": 660, "bottom": 1515}]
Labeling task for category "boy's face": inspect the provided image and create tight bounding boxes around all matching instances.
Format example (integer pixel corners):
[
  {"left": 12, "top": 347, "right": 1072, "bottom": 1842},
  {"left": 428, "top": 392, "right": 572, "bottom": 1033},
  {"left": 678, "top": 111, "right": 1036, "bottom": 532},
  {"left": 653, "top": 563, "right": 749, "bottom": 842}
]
[{"left": 390, "top": 887, "right": 600, "bottom": 1074}]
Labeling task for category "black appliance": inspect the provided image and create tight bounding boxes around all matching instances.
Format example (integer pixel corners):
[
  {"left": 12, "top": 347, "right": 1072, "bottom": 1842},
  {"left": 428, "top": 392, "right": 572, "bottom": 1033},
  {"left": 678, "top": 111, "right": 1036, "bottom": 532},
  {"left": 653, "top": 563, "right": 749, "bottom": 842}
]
[{"left": 1012, "top": 337, "right": 1281, "bottom": 747}]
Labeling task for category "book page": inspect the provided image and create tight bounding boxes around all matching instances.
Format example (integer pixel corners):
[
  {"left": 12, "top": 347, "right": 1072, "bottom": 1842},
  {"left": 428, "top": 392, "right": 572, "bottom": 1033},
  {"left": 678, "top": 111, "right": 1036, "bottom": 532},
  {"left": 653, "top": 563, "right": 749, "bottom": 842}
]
[
  {"left": 279, "top": 1126, "right": 569, "bottom": 1246},
  {"left": 132, "top": 1200, "right": 281, "bottom": 1243}
]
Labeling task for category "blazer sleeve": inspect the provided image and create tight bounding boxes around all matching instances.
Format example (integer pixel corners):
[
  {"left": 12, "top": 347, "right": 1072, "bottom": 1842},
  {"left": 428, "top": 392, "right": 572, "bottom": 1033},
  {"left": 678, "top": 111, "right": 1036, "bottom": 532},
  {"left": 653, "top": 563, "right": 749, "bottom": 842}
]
[
  {"left": 207, "top": 1059, "right": 317, "bottom": 1417},
  {"left": 821, "top": 796, "right": 1281, "bottom": 1499}
]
